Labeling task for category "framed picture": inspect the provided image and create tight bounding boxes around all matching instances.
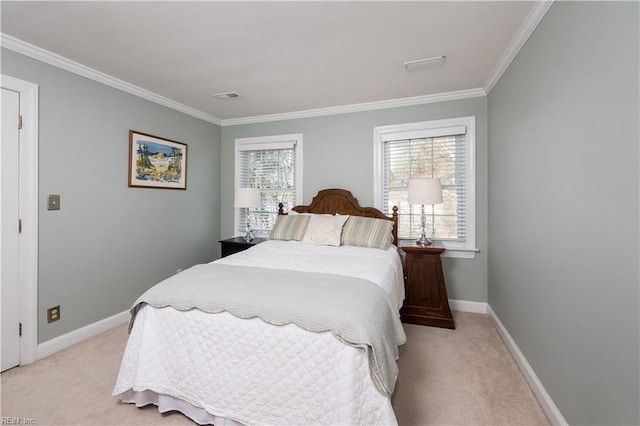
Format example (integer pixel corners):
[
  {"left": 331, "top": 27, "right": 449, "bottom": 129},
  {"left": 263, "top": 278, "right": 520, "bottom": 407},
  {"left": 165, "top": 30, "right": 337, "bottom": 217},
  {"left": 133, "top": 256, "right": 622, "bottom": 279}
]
[{"left": 128, "top": 130, "right": 187, "bottom": 190}]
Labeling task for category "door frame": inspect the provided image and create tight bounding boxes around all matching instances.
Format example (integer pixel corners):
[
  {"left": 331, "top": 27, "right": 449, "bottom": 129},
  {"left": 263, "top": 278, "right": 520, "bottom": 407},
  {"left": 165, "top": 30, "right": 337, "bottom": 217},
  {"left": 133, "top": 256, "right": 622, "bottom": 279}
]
[{"left": 1, "top": 74, "right": 39, "bottom": 365}]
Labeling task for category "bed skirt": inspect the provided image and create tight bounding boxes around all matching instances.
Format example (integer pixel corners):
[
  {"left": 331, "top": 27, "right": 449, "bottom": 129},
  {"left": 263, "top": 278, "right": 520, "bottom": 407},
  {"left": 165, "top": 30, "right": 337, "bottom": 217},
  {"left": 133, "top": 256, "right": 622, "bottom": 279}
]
[{"left": 117, "top": 389, "right": 245, "bottom": 426}]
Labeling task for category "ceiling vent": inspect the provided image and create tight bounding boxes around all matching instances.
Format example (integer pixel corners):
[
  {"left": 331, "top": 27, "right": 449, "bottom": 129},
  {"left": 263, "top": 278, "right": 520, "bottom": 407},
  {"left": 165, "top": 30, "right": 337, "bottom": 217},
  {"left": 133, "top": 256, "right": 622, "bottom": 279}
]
[
  {"left": 212, "top": 91, "right": 241, "bottom": 100},
  {"left": 404, "top": 56, "right": 446, "bottom": 71}
]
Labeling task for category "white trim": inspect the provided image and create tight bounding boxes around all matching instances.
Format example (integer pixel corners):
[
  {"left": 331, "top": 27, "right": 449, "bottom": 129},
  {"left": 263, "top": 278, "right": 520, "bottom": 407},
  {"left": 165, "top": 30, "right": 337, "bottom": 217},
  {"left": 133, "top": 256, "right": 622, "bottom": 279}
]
[
  {"left": 1, "top": 74, "right": 39, "bottom": 366},
  {"left": 32, "top": 299, "right": 568, "bottom": 426},
  {"left": 441, "top": 247, "right": 480, "bottom": 259},
  {"left": 379, "top": 125, "right": 467, "bottom": 142},
  {"left": 33, "top": 300, "right": 486, "bottom": 355},
  {"left": 487, "top": 305, "right": 568, "bottom": 426},
  {"left": 0, "top": 33, "right": 222, "bottom": 126},
  {"left": 234, "top": 134, "right": 303, "bottom": 237},
  {"left": 449, "top": 299, "right": 487, "bottom": 314},
  {"left": 484, "top": 1, "right": 554, "bottom": 93},
  {"left": 1, "top": 2, "right": 551, "bottom": 127},
  {"left": 37, "top": 310, "right": 130, "bottom": 360},
  {"left": 1, "top": 32, "right": 487, "bottom": 128},
  {"left": 374, "top": 116, "right": 477, "bottom": 259},
  {"left": 222, "top": 89, "right": 486, "bottom": 126}
]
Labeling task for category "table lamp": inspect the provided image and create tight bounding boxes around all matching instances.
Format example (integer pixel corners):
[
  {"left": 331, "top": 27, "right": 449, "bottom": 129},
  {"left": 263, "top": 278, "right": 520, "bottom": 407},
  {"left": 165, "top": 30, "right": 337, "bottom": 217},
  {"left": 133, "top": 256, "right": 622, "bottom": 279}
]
[
  {"left": 408, "top": 178, "right": 443, "bottom": 246},
  {"left": 234, "top": 188, "right": 261, "bottom": 241}
]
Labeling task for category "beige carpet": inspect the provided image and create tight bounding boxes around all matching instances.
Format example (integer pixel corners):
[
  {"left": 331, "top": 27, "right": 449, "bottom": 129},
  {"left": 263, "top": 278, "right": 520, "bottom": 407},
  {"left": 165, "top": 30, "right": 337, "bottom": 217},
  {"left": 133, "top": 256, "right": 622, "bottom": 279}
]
[{"left": 1, "top": 312, "right": 549, "bottom": 425}]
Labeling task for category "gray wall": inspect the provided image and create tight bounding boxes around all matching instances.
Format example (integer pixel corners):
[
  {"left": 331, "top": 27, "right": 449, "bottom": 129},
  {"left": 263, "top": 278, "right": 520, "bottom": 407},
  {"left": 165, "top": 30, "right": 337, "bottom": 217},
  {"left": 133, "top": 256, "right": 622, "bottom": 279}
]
[
  {"left": 8, "top": 3, "right": 637, "bottom": 421},
  {"left": 487, "top": 2, "right": 639, "bottom": 425},
  {"left": 221, "top": 97, "right": 488, "bottom": 303},
  {"left": 2, "top": 49, "right": 222, "bottom": 343}
]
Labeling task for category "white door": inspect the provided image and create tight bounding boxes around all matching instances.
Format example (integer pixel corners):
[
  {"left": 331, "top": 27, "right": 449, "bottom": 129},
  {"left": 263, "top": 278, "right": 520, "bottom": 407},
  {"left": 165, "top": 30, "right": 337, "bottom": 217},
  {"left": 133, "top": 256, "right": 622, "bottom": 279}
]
[{"left": 1, "top": 87, "right": 21, "bottom": 372}]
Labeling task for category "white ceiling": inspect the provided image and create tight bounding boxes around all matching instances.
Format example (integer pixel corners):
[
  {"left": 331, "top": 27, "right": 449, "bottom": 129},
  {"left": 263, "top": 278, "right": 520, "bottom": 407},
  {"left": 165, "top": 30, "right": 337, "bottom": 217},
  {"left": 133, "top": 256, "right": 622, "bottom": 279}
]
[{"left": 1, "top": 1, "right": 543, "bottom": 124}]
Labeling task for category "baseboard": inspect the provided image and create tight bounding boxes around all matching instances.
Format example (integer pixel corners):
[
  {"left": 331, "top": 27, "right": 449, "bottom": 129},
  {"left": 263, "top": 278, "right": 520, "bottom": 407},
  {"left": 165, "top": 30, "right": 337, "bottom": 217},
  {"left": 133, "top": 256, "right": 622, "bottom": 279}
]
[
  {"left": 38, "top": 310, "right": 130, "bottom": 360},
  {"left": 449, "top": 299, "right": 488, "bottom": 314},
  {"left": 487, "top": 305, "right": 568, "bottom": 426},
  {"left": 32, "top": 300, "right": 567, "bottom": 425},
  {"left": 30, "top": 301, "right": 483, "bottom": 359}
]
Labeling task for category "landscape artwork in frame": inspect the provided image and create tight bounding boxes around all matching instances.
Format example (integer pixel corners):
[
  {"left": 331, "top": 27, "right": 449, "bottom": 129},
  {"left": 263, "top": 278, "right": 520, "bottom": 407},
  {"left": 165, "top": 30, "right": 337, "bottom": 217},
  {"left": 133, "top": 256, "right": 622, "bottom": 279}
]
[{"left": 128, "top": 130, "right": 187, "bottom": 190}]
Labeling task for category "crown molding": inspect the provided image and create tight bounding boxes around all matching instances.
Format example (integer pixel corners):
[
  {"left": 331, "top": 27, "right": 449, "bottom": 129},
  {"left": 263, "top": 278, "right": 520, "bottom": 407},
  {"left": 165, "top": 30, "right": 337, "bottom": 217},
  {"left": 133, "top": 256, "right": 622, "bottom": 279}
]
[
  {"left": 484, "top": 0, "right": 554, "bottom": 94},
  {"left": 0, "top": 33, "right": 223, "bottom": 126},
  {"left": 221, "top": 88, "right": 486, "bottom": 127},
  {"left": 1, "top": 32, "right": 488, "bottom": 129}
]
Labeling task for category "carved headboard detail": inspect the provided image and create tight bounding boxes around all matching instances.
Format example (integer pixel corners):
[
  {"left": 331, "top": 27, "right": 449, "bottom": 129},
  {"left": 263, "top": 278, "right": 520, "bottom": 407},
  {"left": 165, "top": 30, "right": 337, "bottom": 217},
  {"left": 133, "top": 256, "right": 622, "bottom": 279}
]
[{"left": 278, "top": 188, "right": 398, "bottom": 245}]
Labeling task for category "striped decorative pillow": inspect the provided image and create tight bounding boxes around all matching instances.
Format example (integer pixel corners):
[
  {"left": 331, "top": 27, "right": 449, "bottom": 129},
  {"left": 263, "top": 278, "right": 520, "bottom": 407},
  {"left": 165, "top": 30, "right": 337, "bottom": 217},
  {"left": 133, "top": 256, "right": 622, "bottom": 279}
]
[
  {"left": 269, "top": 215, "right": 311, "bottom": 241},
  {"left": 341, "top": 216, "right": 394, "bottom": 249}
]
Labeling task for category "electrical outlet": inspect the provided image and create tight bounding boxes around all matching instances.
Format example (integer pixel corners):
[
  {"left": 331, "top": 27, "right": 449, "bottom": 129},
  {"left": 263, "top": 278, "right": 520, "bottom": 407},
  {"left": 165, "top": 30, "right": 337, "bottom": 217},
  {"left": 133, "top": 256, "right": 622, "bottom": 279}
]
[
  {"left": 47, "top": 305, "right": 60, "bottom": 323},
  {"left": 47, "top": 194, "right": 60, "bottom": 210}
]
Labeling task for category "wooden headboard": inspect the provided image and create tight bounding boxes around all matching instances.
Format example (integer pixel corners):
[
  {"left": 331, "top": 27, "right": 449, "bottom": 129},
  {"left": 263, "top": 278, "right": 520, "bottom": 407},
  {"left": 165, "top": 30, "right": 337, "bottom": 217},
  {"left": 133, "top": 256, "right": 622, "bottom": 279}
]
[{"left": 278, "top": 188, "right": 399, "bottom": 245}]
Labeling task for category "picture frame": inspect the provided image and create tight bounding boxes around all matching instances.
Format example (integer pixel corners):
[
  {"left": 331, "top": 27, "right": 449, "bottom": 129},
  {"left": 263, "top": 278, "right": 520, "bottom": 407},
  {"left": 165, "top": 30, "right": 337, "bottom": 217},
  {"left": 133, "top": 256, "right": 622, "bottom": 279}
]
[{"left": 128, "top": 130, "right": 187, "bottom": 190}]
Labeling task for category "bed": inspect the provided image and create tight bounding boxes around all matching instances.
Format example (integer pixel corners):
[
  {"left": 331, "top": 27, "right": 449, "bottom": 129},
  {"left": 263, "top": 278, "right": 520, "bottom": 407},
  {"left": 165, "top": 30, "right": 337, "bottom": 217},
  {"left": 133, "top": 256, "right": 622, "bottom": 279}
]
[{"left": 113, "top": 189, "right": 406, "bottom": 425}]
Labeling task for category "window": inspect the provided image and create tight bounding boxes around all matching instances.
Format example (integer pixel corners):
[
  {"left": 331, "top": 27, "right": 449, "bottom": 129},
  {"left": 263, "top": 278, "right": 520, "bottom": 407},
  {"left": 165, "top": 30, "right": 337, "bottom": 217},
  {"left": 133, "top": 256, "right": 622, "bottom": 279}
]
[
  {"left": 235, "top": 134, "right": 303, "bottom": 237},
  {"left": 374, "top": 117, "right": 476, "bottom": 258}
]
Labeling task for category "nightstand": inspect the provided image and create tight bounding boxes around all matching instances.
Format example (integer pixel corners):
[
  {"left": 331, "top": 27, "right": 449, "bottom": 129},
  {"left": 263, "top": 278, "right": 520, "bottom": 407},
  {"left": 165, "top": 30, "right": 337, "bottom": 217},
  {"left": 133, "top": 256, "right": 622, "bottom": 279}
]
[
  {"left": 399, "top": 242, "right": 455, "bottom": 329},
  {"left": 219, "top": 237, "right": 267, "bottom": 258}
]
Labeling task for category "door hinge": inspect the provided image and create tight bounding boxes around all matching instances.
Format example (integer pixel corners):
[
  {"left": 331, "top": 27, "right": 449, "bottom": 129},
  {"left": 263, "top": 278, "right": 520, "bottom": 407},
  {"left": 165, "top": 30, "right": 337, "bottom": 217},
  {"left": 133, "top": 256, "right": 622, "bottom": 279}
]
[
  {"left": 19, "top": 322, "right": 23, "bottom": 337},
  {"left": 18, "top": 114, "right": 23, "bottom": 130},
  {"left": 18, "top": 219, "right": 22, "bottom": 234}
]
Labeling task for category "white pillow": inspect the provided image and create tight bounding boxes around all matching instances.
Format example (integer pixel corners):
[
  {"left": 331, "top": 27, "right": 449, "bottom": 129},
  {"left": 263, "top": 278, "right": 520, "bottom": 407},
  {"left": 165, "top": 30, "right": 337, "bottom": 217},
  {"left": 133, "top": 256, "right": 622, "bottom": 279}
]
[{"left": 302, "top": 214, "right": 349, "bottom": 246}]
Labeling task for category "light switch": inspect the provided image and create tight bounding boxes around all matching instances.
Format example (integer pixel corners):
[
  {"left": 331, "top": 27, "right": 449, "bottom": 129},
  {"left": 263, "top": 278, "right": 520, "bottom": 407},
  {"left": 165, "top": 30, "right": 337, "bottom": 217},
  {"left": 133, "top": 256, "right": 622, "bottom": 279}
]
[{"left": 48, "top": 194, "right": 60, "bottom": 210}]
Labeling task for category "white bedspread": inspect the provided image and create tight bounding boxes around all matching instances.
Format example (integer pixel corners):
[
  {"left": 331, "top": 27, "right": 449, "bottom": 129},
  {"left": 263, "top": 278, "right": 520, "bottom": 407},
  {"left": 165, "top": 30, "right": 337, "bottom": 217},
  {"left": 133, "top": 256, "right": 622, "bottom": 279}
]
[{"left": 113, "top": 241, "right": 405, "bottom": 425}]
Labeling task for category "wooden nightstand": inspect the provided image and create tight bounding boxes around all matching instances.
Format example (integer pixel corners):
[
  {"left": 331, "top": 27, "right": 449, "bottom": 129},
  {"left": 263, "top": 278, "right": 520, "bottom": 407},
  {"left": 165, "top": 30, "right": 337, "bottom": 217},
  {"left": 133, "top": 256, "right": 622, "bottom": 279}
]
[
  {"left": 399, "top": 242, "right": 455, "bottom": 329},
  {"left": 219, "top": 237, "right": 267, "bottom": 258}
]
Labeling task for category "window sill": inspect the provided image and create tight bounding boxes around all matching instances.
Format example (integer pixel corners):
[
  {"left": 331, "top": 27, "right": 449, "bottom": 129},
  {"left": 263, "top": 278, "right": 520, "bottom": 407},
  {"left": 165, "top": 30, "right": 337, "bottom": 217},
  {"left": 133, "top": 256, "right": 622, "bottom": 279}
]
[
  {"left": 441, "top": 247, "right": 479, "bottom": 259},
  {"left": 398, "top": 239, "right": 479, "bottom": 259}
]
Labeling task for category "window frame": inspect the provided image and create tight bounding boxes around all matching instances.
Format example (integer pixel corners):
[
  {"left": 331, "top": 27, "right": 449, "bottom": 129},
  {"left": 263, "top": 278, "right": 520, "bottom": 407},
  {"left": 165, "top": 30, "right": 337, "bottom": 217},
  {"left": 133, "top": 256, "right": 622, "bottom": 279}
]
[
  {"left": 373, "top": 116, "right": 477, "bottom": 259},
  {"left": 234, "top": 133, "right": 303, "bottom": 238}
]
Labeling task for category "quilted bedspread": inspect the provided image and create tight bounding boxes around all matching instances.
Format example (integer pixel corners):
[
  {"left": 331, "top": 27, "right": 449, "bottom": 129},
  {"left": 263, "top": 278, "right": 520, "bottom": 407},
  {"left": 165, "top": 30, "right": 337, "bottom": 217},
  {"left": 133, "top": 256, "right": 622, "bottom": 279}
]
[
  {"left": 128, "top": 262, "right": 405, "bottom": 395},
  {"left": 113, "top": 241, "right": 405, "bottom": 425}
]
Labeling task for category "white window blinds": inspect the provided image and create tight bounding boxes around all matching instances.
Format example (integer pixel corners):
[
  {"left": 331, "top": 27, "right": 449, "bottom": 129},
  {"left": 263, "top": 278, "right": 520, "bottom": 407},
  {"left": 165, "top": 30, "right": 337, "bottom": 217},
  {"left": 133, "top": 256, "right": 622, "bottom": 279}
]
[
  {"left": 235, "top": 135, "right": 302, "bottom": 236},
  {"left": 381, "top": 126, "right": 467, "bottom": 242}
]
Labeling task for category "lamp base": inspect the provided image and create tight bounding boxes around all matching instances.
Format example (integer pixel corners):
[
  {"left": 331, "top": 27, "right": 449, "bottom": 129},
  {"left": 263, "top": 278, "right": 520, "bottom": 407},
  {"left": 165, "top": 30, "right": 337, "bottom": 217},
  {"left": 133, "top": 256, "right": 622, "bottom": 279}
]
[
  {"left": 243, "top": 221, "right": 254, "bottom": 242},
  {"left": 416, "top": 235, "right": 432, "bottom": 246},
  {"left": 416, "top": 206, "right": 433, "bottom": 246}
]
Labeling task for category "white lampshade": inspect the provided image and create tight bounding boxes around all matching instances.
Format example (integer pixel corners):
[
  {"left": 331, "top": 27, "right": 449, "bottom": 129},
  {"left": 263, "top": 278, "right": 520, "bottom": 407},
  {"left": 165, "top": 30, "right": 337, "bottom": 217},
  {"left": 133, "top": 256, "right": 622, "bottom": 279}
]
[
  {"left": 234, "top": 188, "right": 261, "bottom": 208},
  {"left": 408, "top": 178, "right": 443, "bottom": 205}
]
